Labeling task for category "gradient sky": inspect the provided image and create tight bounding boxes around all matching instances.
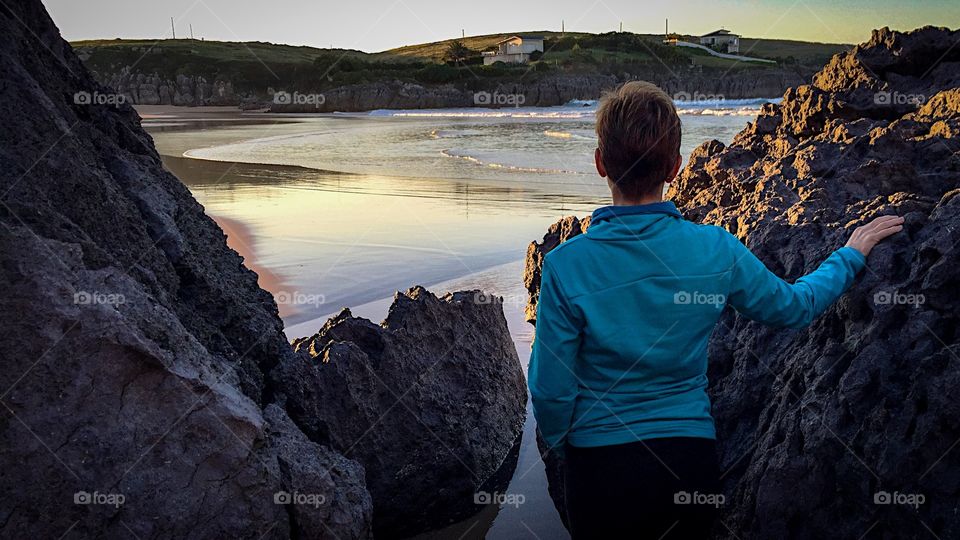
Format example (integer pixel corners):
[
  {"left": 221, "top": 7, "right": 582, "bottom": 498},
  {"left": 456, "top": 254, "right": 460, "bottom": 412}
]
[{"left": 43, "top": 0, "right": 959, "bottom": 51}]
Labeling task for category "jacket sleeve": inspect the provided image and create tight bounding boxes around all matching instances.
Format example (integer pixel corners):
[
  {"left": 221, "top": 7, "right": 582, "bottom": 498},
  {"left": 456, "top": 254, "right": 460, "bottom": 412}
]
[
  {"left": 528, "top": 256, "right": 583, "bottom": 454},
  {"left": 725, "top": 232, "right": 866, "bottom": 329}
]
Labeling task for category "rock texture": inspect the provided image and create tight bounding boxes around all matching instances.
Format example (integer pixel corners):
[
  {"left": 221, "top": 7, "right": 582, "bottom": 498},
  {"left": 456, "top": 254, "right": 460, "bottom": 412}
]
[
  {"left": 272, "top": 287, "right": 527, "bottom": 538},
  {"left": 0, "top": 2, "right": 376, "bottom": 538},
  {"left": 268, "top": 71, "right": 806, "bottom": 112},
  {"left": 526, "top": 26, "right": 960, "bottom": 538},
  {"left": 98, "top": 67, "right": 241, "bottom": 106},
  {"left": 82, "top": 62, "right": 806, "bottom": 110},
  {"left": 3, "top": 3, "right": 532, "bottom": 539}
]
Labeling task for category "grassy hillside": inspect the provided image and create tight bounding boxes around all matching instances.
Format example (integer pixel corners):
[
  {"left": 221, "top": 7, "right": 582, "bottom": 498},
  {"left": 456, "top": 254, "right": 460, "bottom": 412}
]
[
  {"left": 72, "top": 38, "right": 373, "bottom": 64},
  {"left": 72, "top": 38, "right": 395, "bottom": 93},
  {"left": 738, "top": 37, "right": 850, "bottom": 64},
  {"left": 70, "top": 32, "right": 850, "bottom": 98},
  {"left": 382, "top": 31, "right": 582, "bottom": 60},
  {"left": 382, "top": 32, "right": 850, "bottom": 66}
]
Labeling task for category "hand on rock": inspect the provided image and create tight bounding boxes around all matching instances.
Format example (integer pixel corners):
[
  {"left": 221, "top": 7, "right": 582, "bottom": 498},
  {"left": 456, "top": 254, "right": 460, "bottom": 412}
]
[{"left": 845, "top": 215, "right": 905, "bottom": 258}]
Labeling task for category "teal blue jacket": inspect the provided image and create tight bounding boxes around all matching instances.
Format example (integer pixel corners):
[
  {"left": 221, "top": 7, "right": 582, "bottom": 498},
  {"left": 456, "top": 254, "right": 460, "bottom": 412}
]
[{"left": 529, "top": 201, "right": 865, "bottom": 452}]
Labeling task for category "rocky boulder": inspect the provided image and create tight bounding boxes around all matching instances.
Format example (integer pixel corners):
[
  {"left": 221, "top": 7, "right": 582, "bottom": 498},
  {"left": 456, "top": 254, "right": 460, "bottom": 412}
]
[
  {"left": 526, "top": 26, "right": 960, "bottom": 538},
  {"left": 0, "top": 1, "right": 372, "bottom": 538},
  {"left": 272, "top": 287, "right": 527, "bottom": 538}
]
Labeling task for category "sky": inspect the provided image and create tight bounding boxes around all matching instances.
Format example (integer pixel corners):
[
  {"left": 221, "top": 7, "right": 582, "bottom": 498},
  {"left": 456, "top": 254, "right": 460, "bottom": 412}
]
[{"left": 43, "top": 0, "right": 960, "bottom": 51}]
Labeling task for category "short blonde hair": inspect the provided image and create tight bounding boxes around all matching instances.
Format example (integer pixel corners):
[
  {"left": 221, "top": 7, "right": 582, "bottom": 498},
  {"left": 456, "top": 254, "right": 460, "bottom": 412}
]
[{"left": 595, "top": 81, "right": 682, "bottom": 198}]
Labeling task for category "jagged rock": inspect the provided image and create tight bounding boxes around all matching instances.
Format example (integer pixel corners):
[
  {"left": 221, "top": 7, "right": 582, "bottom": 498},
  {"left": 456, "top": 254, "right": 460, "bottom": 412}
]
[
  {"left": 523, "top": 215, "right": 592, "bottom": 324},
  {"left": 271, "top": 286, "right": 527, "bottom": 538},
  {"left": 526, "top": 26, "right": 960, "bottom": 538},
  {"left": 265, "top": 405, "right": 374, "bottom": 539},
  {"left": 0, "top": 1, "right": 371, "bottom": 538}
]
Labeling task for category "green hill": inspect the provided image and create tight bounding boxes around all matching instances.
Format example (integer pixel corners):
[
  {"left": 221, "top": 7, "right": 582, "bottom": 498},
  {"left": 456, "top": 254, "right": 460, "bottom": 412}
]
[
  {"left": 381, "top": 32, "right": 850, "bottom": 67},
  {"left": 72, "top": 31, "right": 850, "bottom": 80},
  {"left": 69, "top": 32, "right": 852, "bottom": 107},
  {"left": 383, "top": 31, "right": 580, "bottom": 60}
]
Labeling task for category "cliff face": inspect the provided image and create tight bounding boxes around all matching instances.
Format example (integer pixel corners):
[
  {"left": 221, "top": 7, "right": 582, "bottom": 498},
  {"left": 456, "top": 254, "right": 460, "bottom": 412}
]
[
  {"left": 526, "top": 26, "right": 960, "bottom": 538},
  {"left": 96, "top": 67, "right": 241, "bottom": 106},
  {"left": 267, "top": 71, "right": 805, "bottom": 112},
  {"left": 0, "top": 1, "right": 526, "bottom": 538},
  {"left": 85, "top": 66, "right": 806, "bottom": 110}
]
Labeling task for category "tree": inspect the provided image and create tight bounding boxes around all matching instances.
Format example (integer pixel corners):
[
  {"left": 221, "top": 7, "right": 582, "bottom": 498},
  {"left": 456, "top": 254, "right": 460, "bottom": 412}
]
[{"left": 444, "top": 40, "right": 474, "bottom": 65}]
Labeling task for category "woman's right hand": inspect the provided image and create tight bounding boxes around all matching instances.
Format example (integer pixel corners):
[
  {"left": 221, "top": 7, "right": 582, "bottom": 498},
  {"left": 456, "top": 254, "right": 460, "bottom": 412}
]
[{"left": 845, "top": 215, "right": 905, "bottom": 258}]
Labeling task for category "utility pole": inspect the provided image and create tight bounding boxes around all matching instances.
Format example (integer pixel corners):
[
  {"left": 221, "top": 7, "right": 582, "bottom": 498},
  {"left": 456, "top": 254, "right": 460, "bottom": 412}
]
[
  {"left": 562, "top": 20, "right": 565, "bottom": 35},
  {"left": 190, "top": 24, "right": 194, "bottom": 39},
  {"left": 461, "top": 29, "right": 465, "bottom": 38},
  {"left": 619, "top": 21, "right": 623, "bottom": 32},
  {"left": 170, "top": 17, "right": 175, "bottom": 39}
]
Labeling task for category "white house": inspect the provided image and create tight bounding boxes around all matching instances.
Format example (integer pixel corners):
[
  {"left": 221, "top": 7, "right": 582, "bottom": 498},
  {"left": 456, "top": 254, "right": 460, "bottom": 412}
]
[
  {"left": 700, "top": 29, "right": 740, "bottom": 54},
  {"left": 482, "top": 35, "right": 544, "bottom": 65}
]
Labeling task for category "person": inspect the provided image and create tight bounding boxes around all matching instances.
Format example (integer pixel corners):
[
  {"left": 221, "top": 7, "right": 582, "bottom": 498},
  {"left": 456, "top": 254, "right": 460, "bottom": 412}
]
[{"left": 527, "top": 81, "right": 904, "bottom": 539}]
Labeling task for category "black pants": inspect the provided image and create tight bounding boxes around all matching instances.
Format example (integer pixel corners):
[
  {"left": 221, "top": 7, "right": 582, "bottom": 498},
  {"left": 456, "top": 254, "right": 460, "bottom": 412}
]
[{"left": 564, "top": 437, "right": 721, "bottom": 539}]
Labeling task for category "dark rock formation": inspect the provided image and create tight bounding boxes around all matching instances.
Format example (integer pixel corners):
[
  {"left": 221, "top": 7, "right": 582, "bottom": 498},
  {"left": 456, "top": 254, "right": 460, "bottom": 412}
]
[
  {"left": 0, "top": 1, "right": 373, "bottom": 537},
  {"left": 272, "top": 286, "right": 527, "bottom": 538},
  {"left": 526, "top": 26, "right": 960, "bottom": 538},
  {"left": 2, "top": 3, "right": 533, "bottom": 539},
  {"left": 523, "top": 215, "right": 592, "bottom": 324},
  {"left": 265, "top": 405, "right": 374, "bottom": 538}
]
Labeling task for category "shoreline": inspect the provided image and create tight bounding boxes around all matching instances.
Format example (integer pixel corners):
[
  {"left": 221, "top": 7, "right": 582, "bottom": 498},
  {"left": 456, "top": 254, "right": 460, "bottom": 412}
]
[
  {"left": 209, "top": 213, "right": 301, "bottom": 319},
  {"left": 136, "top": 97, "right": 781, "bottom": 117}
]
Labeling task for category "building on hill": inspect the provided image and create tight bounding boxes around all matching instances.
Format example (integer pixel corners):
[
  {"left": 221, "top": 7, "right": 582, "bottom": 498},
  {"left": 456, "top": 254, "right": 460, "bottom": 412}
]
[
  {"left": 700, "top": 29, "right": 740, "bottom": 53},
  {"left": 482, "top": 35, "right": 544, "bottom": 65}
]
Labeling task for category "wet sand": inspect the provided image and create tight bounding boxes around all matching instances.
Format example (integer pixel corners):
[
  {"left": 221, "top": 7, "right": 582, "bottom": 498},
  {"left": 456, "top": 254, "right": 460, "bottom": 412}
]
[{"left": 210, "top": 213, "right": 301, "bottom": 319}]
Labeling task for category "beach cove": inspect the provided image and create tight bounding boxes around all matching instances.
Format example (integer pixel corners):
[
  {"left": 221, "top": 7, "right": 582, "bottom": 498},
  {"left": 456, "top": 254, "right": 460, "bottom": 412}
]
[{"left": 142, "top": 102, "right": 765, "bottom": 537}]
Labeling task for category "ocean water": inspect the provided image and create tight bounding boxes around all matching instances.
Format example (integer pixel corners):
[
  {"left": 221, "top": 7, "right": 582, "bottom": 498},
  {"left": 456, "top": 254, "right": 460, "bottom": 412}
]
[
  {"left": 143, "top": 99, "right": 770, "bottom": 538},
  {"left": 179, "top": 99, "right": 774, "bottom": 199}
]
